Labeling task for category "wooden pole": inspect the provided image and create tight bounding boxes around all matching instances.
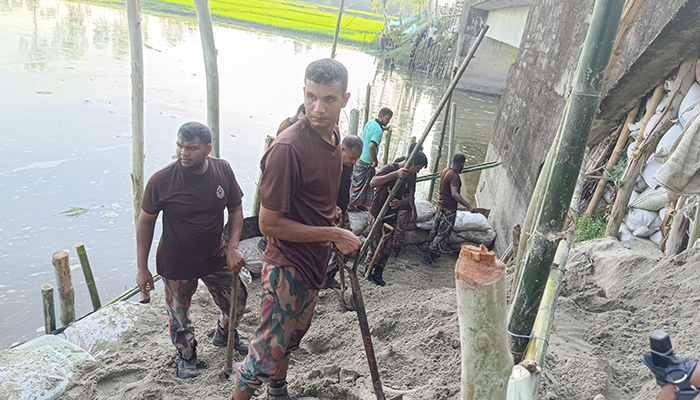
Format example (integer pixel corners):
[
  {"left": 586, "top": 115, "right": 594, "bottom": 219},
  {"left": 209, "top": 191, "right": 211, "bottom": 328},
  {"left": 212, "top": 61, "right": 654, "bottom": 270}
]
[
  {"left": 364, "top": 224, "right": 393, "bottom": 278},
  {"left": 605, "top": 55, "right": 698, "bottom": 237},
  {"left": 253, "top": 136, "right": 274, "bottom": 217},
  {"left": 455, "top": 245, "right": 511, "bottom": 400},
  {"left": 665, "top": 196, "right": 688, "bottom": 256},
  {"left": 689, "top": 203, "right": 700, "bottom": 249},
  {"left": 381, "top": 129, "right": 392, "bottom": 166},
  {"left": 193, "top": 0, "right": 220, "bottom": 157},
  {"left": 508, "top": 0, "right": 625, "bottom": 362},
  {"left": 447, "top": 101, "right": 457, "bottom": 165},
  {"left": 354, "top": 26, "right": 489, "bottom": 269},
  {"left": 330, "top": 0, "right": 345, "bottom": 59},
  {"left": 75, "top": 243, "right": 101, "bottom": 311},
  {"left": 349, "top": 109, "right": 360, "bottom": 136},
  {"left": 104, "top": 274, "right": 162, "bottom": 306},
  {"left": 41, "top": 284, "right": 56, "bottom": 334},
  {"left": 126, "top": 0, "right": 144, "bottom": 229},
  {"left": 52, "top": 251, "right": 75, "bottom": 326},
  {"left": 585, "top": 102, "right": 640, "bottom": 217},
  {"left": 428, "top": 69, "right": 456, "bottom": 202},
  {"left": 414, "top": 161, "right": 500, "bottom": 183},
  {"left": 632, "top": 83, "right": 665, "bottom": 153},
  {"left": 223, "top": 272, "right": 240, "bottom": 375},
  {"left": 363, "top": 83, "right": 372, "bottom": 127}
]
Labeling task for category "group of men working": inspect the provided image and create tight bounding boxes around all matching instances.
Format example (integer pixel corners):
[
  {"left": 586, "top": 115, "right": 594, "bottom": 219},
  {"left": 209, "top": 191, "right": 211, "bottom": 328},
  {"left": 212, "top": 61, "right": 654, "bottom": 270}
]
[{"left": 135, "top": 58, "right": 475, "bottom": 400}]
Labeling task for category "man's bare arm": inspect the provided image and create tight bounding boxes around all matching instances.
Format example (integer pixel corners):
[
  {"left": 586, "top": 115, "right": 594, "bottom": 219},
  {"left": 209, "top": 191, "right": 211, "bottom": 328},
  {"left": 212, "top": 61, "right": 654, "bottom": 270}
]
[
  {"left": 259, "top": 206, "right": 360, "bottom": 254},
  {"left": 451, "top": 181, "right": 474, "bottom": 211},
  {"left": 369, "top": 141, "right": 379, "bottom": 167},
  {"left": 227, "top": 205, "right": 244, "bottom": 249},
  {"left": 371, "top": 168, "right": 409, "bottom": 188},
  {"left": 136, "top": 210, "right": 158, "bottom": 292}
]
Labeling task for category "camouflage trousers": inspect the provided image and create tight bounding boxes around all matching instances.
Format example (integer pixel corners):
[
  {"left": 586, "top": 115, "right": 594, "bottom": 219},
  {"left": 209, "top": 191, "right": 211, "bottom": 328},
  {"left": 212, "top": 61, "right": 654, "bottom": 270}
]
[
  {"left": 163, "top": 269, "right": 248, "bottom": 360},
  {"left": 391, "top": 209, "right": 413, "bottom": 251},
  {"left": 427, "top": 207, "right": 457, "bottom": 254},
  {"left": 365, "top": 215, "right": 396, "bottom": 272},
  {"left": 236, "top": 263, "right": 319, "bottom": 394}
]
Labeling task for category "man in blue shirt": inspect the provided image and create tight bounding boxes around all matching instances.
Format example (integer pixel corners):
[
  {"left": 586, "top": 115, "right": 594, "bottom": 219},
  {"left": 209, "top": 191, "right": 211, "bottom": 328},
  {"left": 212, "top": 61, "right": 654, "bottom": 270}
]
[{"left": 349, "top": 108, "right": 393, "bottom": 211}]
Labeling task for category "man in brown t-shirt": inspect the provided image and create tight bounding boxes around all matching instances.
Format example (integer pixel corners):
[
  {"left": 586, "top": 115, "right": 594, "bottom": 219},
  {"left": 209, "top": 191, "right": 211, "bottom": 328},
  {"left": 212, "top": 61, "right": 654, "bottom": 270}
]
[
  {"left": 364, "top": 150, "right": 428, "bottom": 286},
  {"left": 423, "top": 153, "right": 475, "bottom": 266},
  {"left": 136, "top": 122, "right": 249, "bottom": 379},
  {"left": 233, "top": 59, "right": 361, "bottom": 400}
]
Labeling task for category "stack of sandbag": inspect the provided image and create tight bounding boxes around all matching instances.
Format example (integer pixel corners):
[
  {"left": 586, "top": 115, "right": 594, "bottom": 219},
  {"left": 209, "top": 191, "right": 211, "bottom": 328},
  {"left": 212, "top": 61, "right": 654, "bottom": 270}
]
[
  {"left": 348, "top": 211, "right": 370, "bottom": 235},
  {"left": 238, "top": 237, "right": 263, "bottom": 277},
  {"left": 413, "top": 210, "right": 495, "bottom": 249}
]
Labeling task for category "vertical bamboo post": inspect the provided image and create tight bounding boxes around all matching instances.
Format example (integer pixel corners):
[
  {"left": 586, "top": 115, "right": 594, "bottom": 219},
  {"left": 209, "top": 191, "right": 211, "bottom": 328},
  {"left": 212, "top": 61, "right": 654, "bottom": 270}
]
[
  {"left": 631, "top": 84, "right": 665, "bottom": 153},
  {"left": 126, "top": 0, "right": 144, "bottom": 228},
  {"left": 447, "top": 101, "right": 457, "bottom": 165},
  {"left": 382, "top": 129, "right": 392, "bottom": 166},
  {"left": 223, "top": 272, "right": 240, "bottom": 375},
  {"left": 330, "top": 0, "right": 345, "bottom": 59},
  {"left": 585, "top": 102, "right": 640, "bottom": 217},
  {"left": 193, "top": 0, "right": 220, "bottom": 157},
  {"left": 252, "top": 136, "right": 275, "bottom": 217},
  {"left": 665, "top": 196, "right": 688, "bottom": 256},
  {"left": 41, "top": 284, "right": 56, "bottom": 334},
  {"left": 455, "top": 245, "right": 511, "bottom": 399},
  {"left": 508, "top": 0, "right": 625, "bottom": 362},
  {"left": 689, "top": 201, "right": 700, "bottom": 248},
  {"left": 52, "top": 251, "right": 75, "bottom": 326},
  {"left": 428, "top": 69, "right": 456, "bottom": 202},
  {"left": 349, "top": 109, "right": 360, "bottom": 136},
  {"left": 75, "top": 243, "right": 101, "bottom": 311},
  {"left": 363, "top": 84, "right": 372, "bottom": 126}
]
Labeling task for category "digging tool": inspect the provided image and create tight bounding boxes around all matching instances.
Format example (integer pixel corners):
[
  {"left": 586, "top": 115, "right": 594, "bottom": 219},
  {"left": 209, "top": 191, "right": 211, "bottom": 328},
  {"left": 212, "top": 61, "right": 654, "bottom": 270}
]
[
  {"left": 363, "top": 223, "right": 394, "bottom": 279},
  {"left": 223, "top": 271, "right": 241, "bottom": 377},
  {"left": 642, "top": 330, "right": 699, "bottom": 400}
]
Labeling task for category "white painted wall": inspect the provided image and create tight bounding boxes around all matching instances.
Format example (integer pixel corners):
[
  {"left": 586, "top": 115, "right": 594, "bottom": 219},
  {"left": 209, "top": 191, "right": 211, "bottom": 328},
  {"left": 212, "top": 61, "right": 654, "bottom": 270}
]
[{"left": 485, "top": 6, "right": 530, "bottom": 48}]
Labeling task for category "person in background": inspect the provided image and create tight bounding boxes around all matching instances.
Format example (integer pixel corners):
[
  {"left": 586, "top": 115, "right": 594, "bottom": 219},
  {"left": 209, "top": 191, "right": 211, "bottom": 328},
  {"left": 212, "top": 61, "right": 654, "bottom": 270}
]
[
  {"left": 422, "top": 153, "right": 475, "bottom": 266},
  {"left": 408, "top": 49, "right": 417, "bottom": 71},
  {"left": 349, "top": 108, "right": 393, "bottom": 211},
  {"left": 136, "top": 122, "right": 249, "bottom": 379},
  {"left": 277, "top": 104, "right": 305, "bottom": 135},
  {"left": 365, "top": 150, "right": 428, "bottom": 286},
  {"left": 390, "top": 142, "right": 421, "bottom": 257},
  {"left": 384, "top": 55, "right": 392, "bottom": 69}
]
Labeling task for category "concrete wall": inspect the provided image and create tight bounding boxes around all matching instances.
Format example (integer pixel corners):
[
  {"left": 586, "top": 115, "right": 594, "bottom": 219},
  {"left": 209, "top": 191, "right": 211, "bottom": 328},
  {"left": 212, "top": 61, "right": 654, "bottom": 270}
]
[
  {"left": 476, "top": 0, "right": 699, "bottom": 254},
  {"left": 455, "top": 36, "right": 518, "bottom": 95},
  {"left": 485, "top": 6, "right": 530, "bottom": 48}
]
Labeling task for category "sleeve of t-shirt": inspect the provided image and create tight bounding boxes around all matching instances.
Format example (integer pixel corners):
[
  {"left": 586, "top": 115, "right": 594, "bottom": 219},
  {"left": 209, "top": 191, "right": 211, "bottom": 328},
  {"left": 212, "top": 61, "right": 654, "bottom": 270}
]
[
  {"left": 141, "top": 174, "right": 162, "bottom": 215},
  {"left": 370, "top": 125, "right": 383, "bottom": 146},
  {"left": 376, "top": 163, "right": 397, "bottom": 177},
  {"left": 227, "top": 167, "right": 243, "bottom": 209},
  {"left": 259, "top": 143, "right": 299, "bottom": 214}
]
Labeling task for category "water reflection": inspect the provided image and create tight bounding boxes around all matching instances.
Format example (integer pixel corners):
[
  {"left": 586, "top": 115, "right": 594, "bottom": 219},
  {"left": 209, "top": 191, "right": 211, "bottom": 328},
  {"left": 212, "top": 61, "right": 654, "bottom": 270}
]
[{"left": 0, "top": 0, "right": 497, "bottom": 348}]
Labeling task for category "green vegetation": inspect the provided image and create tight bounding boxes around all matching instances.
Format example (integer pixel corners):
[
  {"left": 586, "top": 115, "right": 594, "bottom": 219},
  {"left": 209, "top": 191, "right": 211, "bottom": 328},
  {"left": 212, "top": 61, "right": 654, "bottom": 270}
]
[
  {"left": 604, "top": 145, "right": 629, "bottom": 182},
  {"left": 574, "top": 214, "right": 608, "bottom": 245},
  {"left": 59, "top": 207, "right": 91, "bottom": 218}
]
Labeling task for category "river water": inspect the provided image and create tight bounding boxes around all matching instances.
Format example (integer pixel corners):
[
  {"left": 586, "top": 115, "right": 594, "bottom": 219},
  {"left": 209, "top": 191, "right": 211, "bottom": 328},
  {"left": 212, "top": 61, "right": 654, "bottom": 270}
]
[{"left": 0, "top": 0, "right": 498, "bottom": 348}]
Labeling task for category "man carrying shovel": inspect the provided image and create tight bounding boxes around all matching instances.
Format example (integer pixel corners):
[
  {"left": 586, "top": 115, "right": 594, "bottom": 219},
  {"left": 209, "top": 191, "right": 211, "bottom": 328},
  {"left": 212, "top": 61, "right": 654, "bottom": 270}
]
[{"left": 136, "top": 122, "right": 249, "bottom": 379}]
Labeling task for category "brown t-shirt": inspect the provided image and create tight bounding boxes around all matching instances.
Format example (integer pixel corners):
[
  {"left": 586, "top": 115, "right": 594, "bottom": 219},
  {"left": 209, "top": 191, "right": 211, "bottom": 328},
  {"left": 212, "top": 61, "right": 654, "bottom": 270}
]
[
  {"left": 438, "top": 167, "right": 461, "bottom": 210},
  {"left": 259, "top": 115, "right": 342, "bottom": 290},
  {"left": 369, "top": 163, "right": 413, "bottom": 222},
  {"left": 142, "top": 157, "right": 243, "bottom": 280}
]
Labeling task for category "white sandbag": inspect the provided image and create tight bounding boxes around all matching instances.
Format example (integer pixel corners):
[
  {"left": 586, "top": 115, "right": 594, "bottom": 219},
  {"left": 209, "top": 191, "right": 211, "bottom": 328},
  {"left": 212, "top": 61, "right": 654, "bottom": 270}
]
[
  {"left": 402, "top": 229, "right": 428, "bottom": 245},
  {"left": 628, "top": 189, "right": 640, "bottom": 206},
  {"left": 454, "top": 211, "right": 492, "bottom": 232},
  {"left": 416, "top": 218, "right": 435, "bottom": 231},
  {"left": 635, "top": 175, "right": 649, "bottom": 192},
  {"left": 654, "top": 123, "right": 684, "bottom": 161},
  {"left": 659, "top": 207, "right": 669, "bottom": 221},
  {"left": 414, "top": 200, "right": 436, "bottom": 223},
  {"left": 679, "top": 82, "right": 700, "bottom": 127},
  {"left": 348, "top": 211, "right": 369, "bottom": 235},
  {"left": 644, "top": 114, "right": 660, "bottom": 138},
  {"left": 625, "top": 208, "right": 662, "bottom": 238},
  {"left": 619, "top": 222, "right": 633, "bottom": 242},
  {"left": 641, "top": 157, "right": 663, "bottom": 189},
  {"left": 649, "top": 230, "right": 663, "bottom": 246},
  {"left": 448, "top": 228, "right": 496, "bottom": 246},
  {"left": 629, "top": 187, "right": 669, "bottom": 211},
  {"left": 239, "top": 237, "right": 263, "bottom": 276},
  {"left": 628, "top": 121, "right": 642, "bottom": 140}
]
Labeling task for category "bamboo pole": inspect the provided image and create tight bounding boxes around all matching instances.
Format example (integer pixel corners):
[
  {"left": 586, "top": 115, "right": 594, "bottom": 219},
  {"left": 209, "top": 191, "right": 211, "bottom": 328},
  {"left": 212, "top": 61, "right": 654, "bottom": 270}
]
[
  {"left": 52, "top": 251, "right": 75, "bottom": 326},
  {"left": 353, "top": 26, "right": 489, "bottom": 271},
  {"left": 605, "top": 55, "right": 698, "bottom": 237},
  {"left": 631, "top": 83, "right": 665, "bottom": 153},
  {"left": 585, "top": 102, "right": 641, "bottom": 217},
  {"left": 105, "top": 274, "right": 163, "bottom": 306},
  {"left": 506, "top": 364, "right": 540, "bottom": 400},
  {"left": 253, "top": 135, "right": 274, "bottom": 217},
  {"left": 223, "top": 272, "right": 240, "bottom": 375},
  {"left": 364, "top": 84, "right": 372, "bottom": 127},
  {"left": 508, "top": 0, "right": 625, "bottom": 362},
  {"left": 349, "top": 109, "right": 360, "bottom": 136},
  {"left": 75, "top": 243, "right": 101, "bottom": 311},
  {"left": 665, "top": 196, "right": 688, "bottom": 256},
  {"left": 428, "top": 69, "right": 456, "bottom": 202},
  {"left": 455, "top": 245, "right": 511, "bottom": 400},
  {"left": 689, "top": 200, "right": 700, "bottom": 249},
  {"left": 41, "top": 284, "right": 56, "bottom": 334},
  {"left": 126, "top": 0, "right": 144, "bottom": 228},
  {"left": 414, "top": 161, "right": 500, "bottom": 183},
  {"left": 330, "top": 0, "right": 345, "bottom": 59},
  {"left": 193, "top": 0, "right": 220, "bottom": 157},
  {"left": 447, "top": 101, "right": 457, "bottom": 165},
  {"left": 382, "top": 129, "right": 392, "bottom": 166}
]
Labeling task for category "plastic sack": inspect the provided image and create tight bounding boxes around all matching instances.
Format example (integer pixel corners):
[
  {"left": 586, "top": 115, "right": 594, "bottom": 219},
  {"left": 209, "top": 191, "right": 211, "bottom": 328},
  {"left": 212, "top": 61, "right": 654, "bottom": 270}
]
[
  {"left": 625, "top": 208, "right": 662, "bottom": 238},
  {"left": 641, "top": 157, "right": 663, "bottom": 189},
  {"left": 448, "top": 229, "right": 496, "bottom": 246},
  {"left": 619, "top": 222, "right": 633, "bottom": 242},
  {"left": 649, "top": 230, "right": 663, "bottom": 246},
  {"left": 414, "top": 200, "right": 437, "bottom": 223},
  {"left": 239, "top": 238, "right": 263, "bottom": 277},
  {"left": 416, "top": 218, "right": 435, "bottom": 231},
  {"left": 635, "top": 175, "right": 649, "bottom": 192},
  {"left": 348, "top": 211, "right": 369, "bottom": 235},
  {"left": 454, "top": 211, "right": 492, "bottom": 232},
  {"left": 629, "top": 187, "right": 669, "bottom": 211},
  {"left": 628, "top": 190, "right": 640, "bottom": 206},
  {"left": 654, "top": 123, "right": 684, "bottom": 161},
  {"left": 679, "top": 82, "right": 700, "bottom": 127}
]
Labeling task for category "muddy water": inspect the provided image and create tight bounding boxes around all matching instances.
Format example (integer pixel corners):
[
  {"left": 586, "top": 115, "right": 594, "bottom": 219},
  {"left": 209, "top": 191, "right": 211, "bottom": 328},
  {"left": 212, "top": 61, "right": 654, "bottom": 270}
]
[{"left": 0, "top": 0, "right": 498, "bottom": 348}]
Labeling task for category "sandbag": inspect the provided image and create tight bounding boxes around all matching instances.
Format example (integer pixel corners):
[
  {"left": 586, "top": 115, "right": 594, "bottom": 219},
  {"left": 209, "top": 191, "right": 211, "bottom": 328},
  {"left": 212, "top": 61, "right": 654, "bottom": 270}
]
[
  {"left": 416, "top": 218, "right": 435, "bottom": 231},
  {"left": 641, "top": 157, "right": 663, "bottom": 189},
  {"left": 649, "top": 230, "right": 662, "bottom": 246},
  {"left": 402, "top": 229, "right": 428, "bottom": 246},
  {"left": 448, "top": 228, "right": 496, "bottom": 246},
  {"left": 619, "top": 222, "right": 633, "bottom": 242},
  {"left": 625, "top": 208, "right": 662, "bottom": 238},
  {"left": 454, "top": 211, "right": 492, "bottom": 232},
  {"left": 679, "top": 82, "right": 700, "bottom": 127},
  {"left": 629, "top": 187, "right": 669, "bottom": 211},
  {"left": 654, "top": 123, "right": 684, "bottom": 162},
  {"left": 635, "top": 175, "right": 649, "bottom": 192},
  {"left": 348, "top": 211, "right": 369, "bottom": 235},
  {"left": 628, "top": 189, "right": 640, "bottom": 206},
  {"left": 414, "top": 200, "right": 436, "bottom": 223},
  {"left": 239, "top": 238, "right": 263, "bottom": 276}
]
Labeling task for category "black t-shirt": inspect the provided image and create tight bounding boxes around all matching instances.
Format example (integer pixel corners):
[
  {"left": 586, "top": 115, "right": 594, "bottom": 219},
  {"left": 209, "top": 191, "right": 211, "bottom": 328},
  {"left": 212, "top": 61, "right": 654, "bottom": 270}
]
[{"left": 337, "top": 164, "right": 353, "bottom": 214}]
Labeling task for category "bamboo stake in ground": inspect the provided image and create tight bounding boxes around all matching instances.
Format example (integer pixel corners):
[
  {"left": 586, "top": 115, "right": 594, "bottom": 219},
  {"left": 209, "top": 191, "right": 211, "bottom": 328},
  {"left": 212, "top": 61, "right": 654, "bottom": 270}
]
[
  {"left": 41, "top": 284, "right": 56, "bottom": 334},
  {"left": 193, "top": 0, "right": 220, "bottom": 157},
  {"left": 585, "top": 102, "right": 641, "bottom": 217},
  {"left": 455, "top": 245, "right": 511, "bottom": 400},
  {"left": 75, "top": 243, "right": 101, "bottom": 311},
  {"left": 363, "top": 84, "right": 372, "bottom": 126},
  {"left": 349, "top": 109, "right": 360, "bottom": 136},
  {"left": 428, "top": 69, "right": 456, "bottom": 202},
  {"left": 689, "top": 199, "right": 700, "bottom": 248},
  {"left": 126, "top": 0, "right": 144, "bottom": 228},
  {"left": 665, "top": 196, "right": 688, "bottom": 256},
  {"left": 223, "top": 272, "right": 240, "bottom": 376},
  {"left": 364, "top": 224, "right": 393, "bottom": 278},
  {"left": 508, "top": 0, "right": 625, "bottom": 362},
  {"left": 252, "top": 136, "right": 275, "bottom": 217},
  {"left": 330, "top": 0, "right": 345, "bottom": 59},
  {"left": 381, "top": 129, "right": 392, "bottom": 166},
  {"left": 447, "top": 101, "right": 457, "bottom": 165},
  {"left": 104, "top": 274, "right": 163, "bottom": 306},
  {"left": 52, "top": 251, "right": 75, "bottom": 326}
]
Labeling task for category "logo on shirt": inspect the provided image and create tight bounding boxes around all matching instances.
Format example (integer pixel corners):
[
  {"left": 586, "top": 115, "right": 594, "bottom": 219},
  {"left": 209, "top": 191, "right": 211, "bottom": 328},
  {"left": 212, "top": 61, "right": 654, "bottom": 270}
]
[{"left": 216, "top": 185, "right": 225, "bottom": 199}]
